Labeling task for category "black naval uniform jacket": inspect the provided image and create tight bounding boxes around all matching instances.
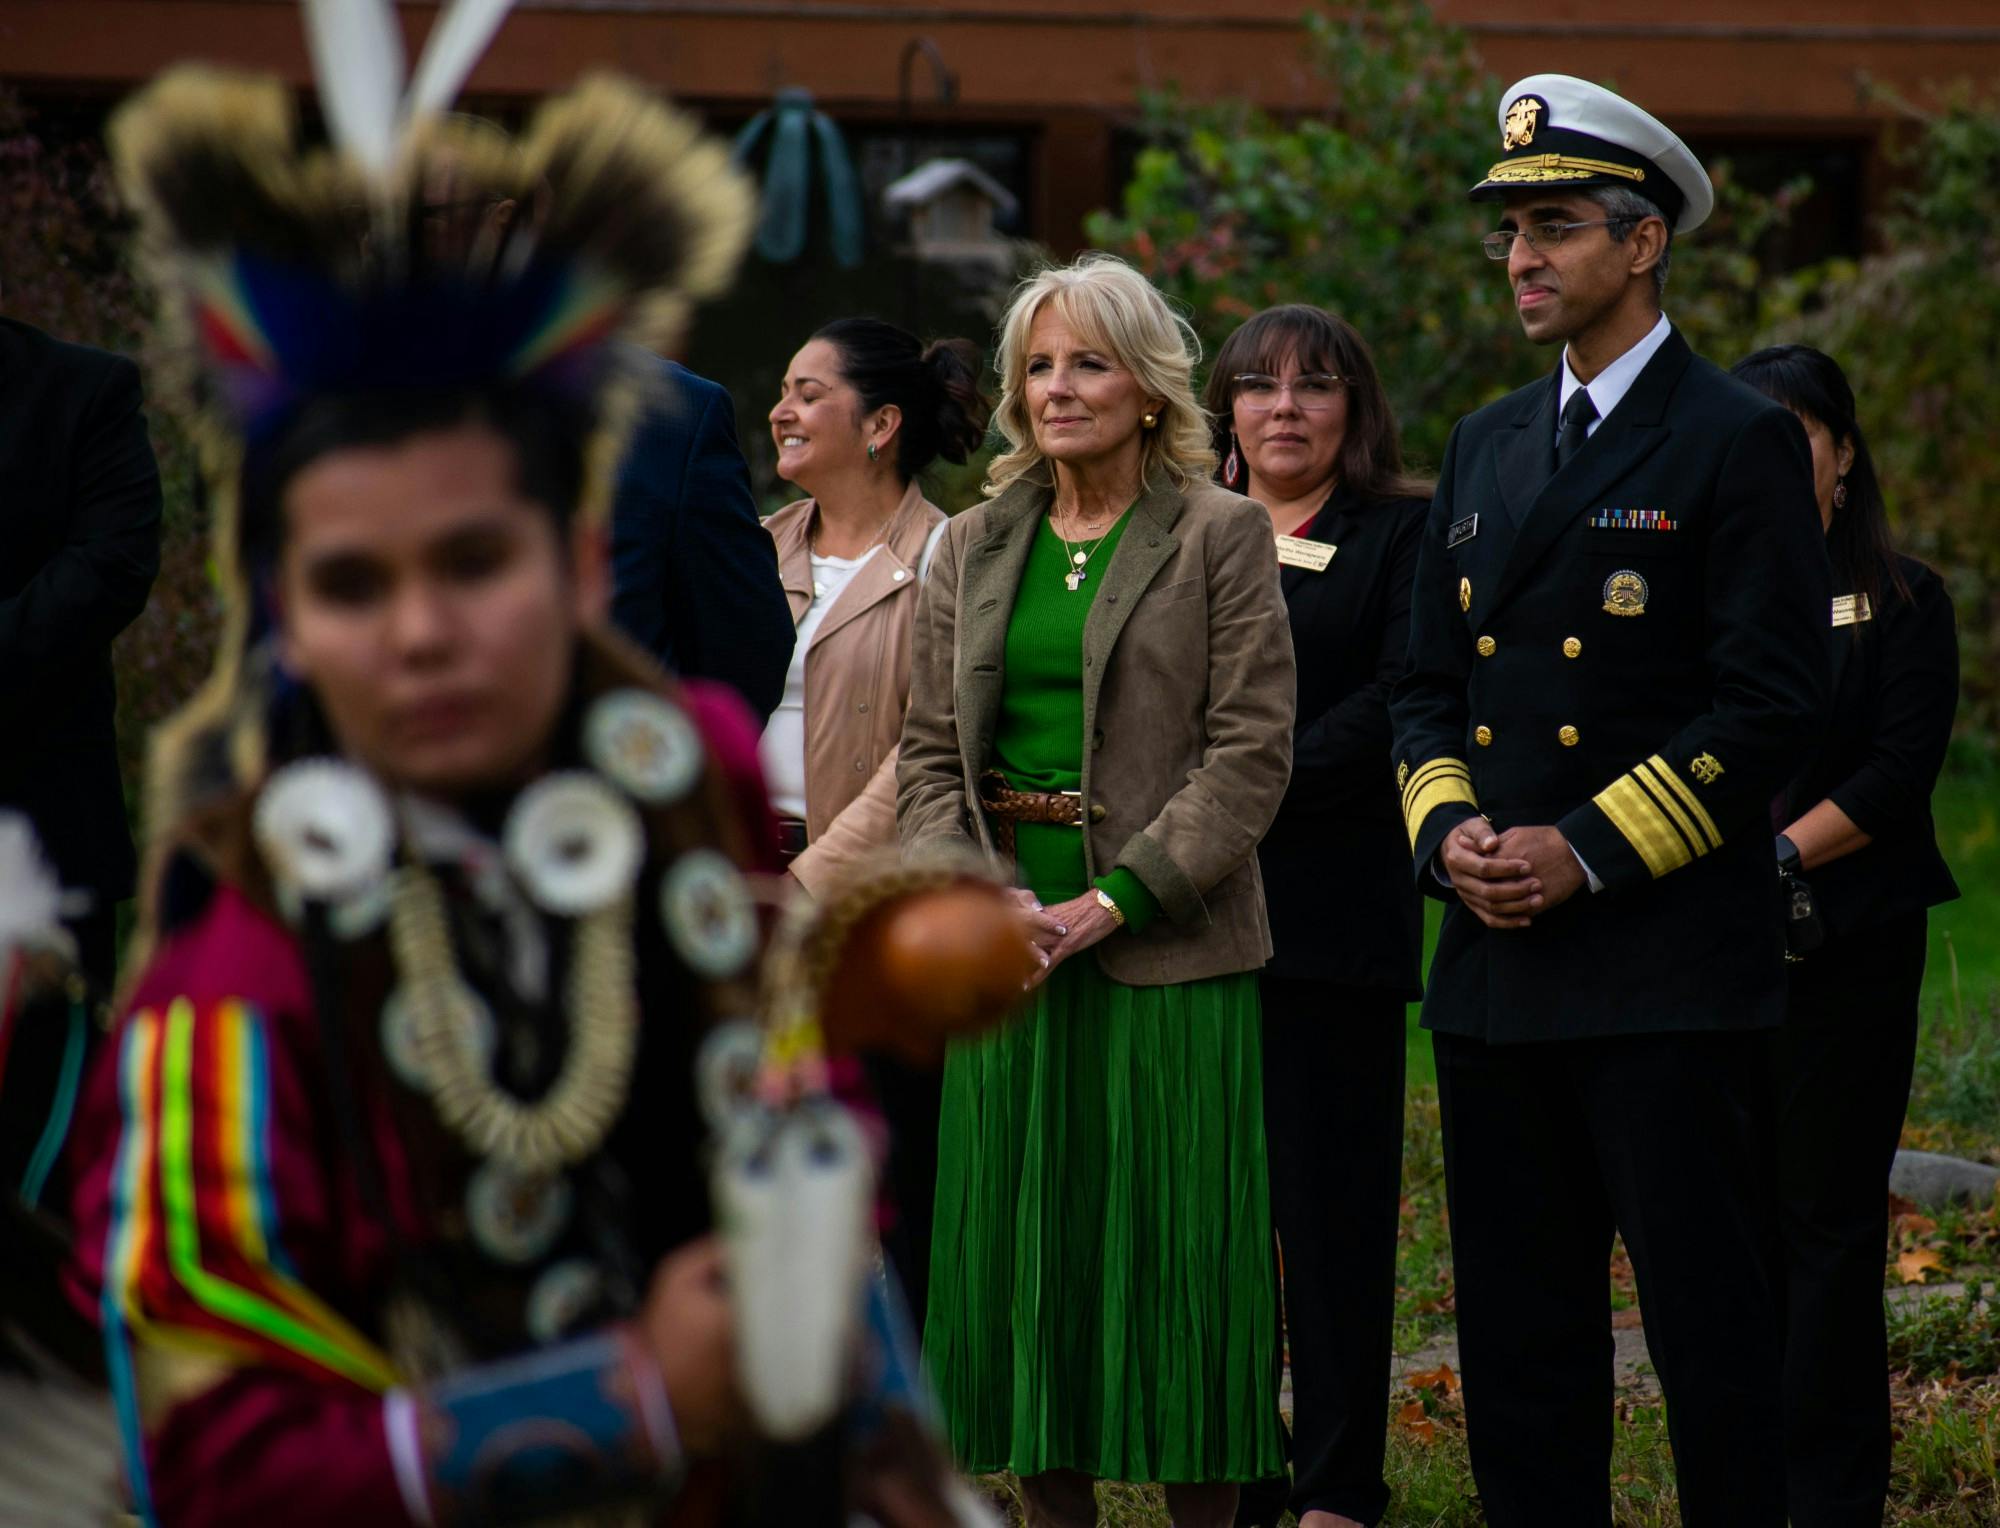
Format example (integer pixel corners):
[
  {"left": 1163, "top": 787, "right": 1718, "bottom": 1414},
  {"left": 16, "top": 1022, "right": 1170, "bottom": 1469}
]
[{"left": 1391, "top": 327, "right": 1831, "bottom": 1044}]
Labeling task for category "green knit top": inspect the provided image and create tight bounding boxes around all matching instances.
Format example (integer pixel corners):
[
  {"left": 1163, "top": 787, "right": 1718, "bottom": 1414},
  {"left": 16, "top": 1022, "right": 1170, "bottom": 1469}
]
[{"left": 991, "top": 509, "right": 1161, "bottom": 933}]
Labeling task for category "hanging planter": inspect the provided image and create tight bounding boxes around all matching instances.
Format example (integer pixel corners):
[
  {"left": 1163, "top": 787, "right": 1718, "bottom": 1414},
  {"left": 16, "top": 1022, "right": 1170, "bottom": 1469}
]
[{"left": 732, "top": 87, "right": 865, "bottom": 269}]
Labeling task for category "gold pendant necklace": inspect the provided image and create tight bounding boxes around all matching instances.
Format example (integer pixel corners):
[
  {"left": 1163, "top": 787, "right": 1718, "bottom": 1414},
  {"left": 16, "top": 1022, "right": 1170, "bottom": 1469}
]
[
  {"left": 1054, "top": 510, "right": 1110, "bottom": 592},
  {"left": 389, "top": 861, "right": 638, "bottom": 1176}
]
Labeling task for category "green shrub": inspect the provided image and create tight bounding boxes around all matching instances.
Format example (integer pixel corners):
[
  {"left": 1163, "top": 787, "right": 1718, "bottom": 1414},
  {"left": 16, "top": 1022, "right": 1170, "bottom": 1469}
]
[
  {"left": 1088, "top": 4, "right": 2000, "bottom": 740},
  {"left": 1888, "top": 1284, "right": 2000, "bottom": 1380}
]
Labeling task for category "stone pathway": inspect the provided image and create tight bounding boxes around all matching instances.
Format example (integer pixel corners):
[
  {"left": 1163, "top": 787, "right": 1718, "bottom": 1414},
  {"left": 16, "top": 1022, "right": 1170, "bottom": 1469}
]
[
  {"left": 1394, "top": 1314, "right": 1661, "bottom": 1398},
  {"left": 1378, "top": 1278, "right": 1986, "bottom": 1408}
]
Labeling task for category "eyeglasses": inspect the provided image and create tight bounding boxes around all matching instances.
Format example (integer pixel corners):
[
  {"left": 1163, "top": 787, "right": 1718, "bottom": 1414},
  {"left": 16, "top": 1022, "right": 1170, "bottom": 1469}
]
[
  {"left": 1481, "top": 218, "right": 1635, "bottom": 260},
  {"left": 1233, "top": 373, "right": 1344, "bottom": 411}
]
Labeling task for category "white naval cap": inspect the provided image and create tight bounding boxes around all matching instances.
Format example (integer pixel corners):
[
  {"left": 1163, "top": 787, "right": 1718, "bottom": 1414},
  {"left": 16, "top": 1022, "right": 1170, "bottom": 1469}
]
[{"left": 1468, "top": 74, "right": 1714, "bottom": 234}]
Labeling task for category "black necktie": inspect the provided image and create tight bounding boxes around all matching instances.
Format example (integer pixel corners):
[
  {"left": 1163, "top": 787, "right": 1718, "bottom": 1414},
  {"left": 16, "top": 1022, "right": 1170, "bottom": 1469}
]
[{"left": 1556, "top": 387, "right": 1598, "bottom": 471}]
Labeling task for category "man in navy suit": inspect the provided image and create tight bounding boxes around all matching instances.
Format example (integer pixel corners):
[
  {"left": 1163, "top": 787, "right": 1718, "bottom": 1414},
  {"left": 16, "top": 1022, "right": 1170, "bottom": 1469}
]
[
  {"left": 0, "top": 312, "right": 162, "bottom": 989},
  {"left": 610, "top": 353, "right": 793, "bottom": 723}
]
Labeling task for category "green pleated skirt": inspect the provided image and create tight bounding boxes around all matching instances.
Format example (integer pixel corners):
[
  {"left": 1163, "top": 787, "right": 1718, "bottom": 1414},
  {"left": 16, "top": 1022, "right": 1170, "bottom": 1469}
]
[{"left": 921, "top": 824, "right": 1282, "bottom": 1483}]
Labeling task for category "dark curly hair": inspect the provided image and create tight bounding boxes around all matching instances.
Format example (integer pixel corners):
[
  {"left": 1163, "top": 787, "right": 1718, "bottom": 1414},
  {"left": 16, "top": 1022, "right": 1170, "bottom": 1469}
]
[{"left": 812, "top": 317, "right": 992, "bottom": 482}]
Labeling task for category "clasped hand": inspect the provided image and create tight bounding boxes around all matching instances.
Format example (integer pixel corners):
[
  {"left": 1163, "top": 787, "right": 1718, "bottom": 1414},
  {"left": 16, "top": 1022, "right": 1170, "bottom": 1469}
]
[
  {"left": 1005, "top": 885, "right": 1120, "bottom": 986},
  {"left": 1440, "top": 817, "right": 1585, "bottom": 929}
]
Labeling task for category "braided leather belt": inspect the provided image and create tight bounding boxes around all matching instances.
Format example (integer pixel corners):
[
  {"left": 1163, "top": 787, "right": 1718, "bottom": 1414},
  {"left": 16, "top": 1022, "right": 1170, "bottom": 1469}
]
[{"left": 978, "top": 771, "right": 1107, "bottom": 855}]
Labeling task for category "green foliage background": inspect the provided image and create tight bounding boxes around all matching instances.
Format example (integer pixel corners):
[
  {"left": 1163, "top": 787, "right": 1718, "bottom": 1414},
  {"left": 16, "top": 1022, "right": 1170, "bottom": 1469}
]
[
  {"left": 1086, "top": 0, "right": 1999, "bottom": 741},
  {"left": 4, "top": 0, "right": 1996, "bottom": 758}
]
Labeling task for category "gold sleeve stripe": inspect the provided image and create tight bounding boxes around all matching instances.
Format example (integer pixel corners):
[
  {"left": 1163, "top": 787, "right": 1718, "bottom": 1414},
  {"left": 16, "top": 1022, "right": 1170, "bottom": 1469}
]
[
  {"left": 1402, "top": 757, "right": 1477, "bottom": 850},
  {"left": 1633, "top": 762, "right": 1711, "bottom": 858},
  {"left": 1645, "top": 755, "right": 1723, "bottom": 849},
  {"left": 1400, "top": 757, "right": 1469, "bottom": 812},
  {"left": 1595, "top": 774, "right": 1700, "bottom": 878}
]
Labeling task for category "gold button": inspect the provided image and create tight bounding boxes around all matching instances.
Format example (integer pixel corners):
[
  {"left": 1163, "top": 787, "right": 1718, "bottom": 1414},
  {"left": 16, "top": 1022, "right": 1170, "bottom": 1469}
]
[
  {"left": 1559, "top": 725, "right": 1580, "bottom": 747},
  {"left": 1563, "top": 637, "right": 1582, "bottom": 659},
  {"left": 1476, "top": 635, "right": 1496, "bottom": 657},
  {"left": 1475, "top": 725, "right": 1493, "bottom": 747}
]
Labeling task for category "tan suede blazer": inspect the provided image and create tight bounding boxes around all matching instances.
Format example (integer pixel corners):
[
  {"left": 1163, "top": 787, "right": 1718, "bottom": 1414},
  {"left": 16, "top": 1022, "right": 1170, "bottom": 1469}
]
[
  {"left": 765, "top": 481, "right": 944, "bottom": 897},
  {"left": 897, "top": 472, "right": 1297, "bottom": 985}
]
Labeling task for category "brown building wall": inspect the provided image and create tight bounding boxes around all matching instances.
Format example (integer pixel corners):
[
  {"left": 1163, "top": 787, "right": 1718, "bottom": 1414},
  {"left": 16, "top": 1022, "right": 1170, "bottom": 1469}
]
[{"left": 3, "top": 0, "right": 1996, "bottom": 248}]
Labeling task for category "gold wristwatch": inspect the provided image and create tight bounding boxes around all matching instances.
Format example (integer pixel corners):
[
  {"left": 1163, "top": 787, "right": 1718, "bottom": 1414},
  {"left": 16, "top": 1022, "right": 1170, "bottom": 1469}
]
[{"left": 1093, "top": 888, "right": 1126, "bottom": 928}]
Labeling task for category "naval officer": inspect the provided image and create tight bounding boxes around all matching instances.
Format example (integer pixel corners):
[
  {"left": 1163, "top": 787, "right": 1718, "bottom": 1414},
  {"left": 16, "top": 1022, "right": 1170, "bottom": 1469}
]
[{"left": 1388, "top": 76, "right": 1831, "bottom": 1524}]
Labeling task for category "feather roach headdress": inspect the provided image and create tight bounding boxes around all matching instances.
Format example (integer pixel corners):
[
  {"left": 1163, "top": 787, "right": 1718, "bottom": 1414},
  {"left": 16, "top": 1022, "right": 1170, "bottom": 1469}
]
[{"left": 114, "top": 0, "right": 752, "bottom": 835}]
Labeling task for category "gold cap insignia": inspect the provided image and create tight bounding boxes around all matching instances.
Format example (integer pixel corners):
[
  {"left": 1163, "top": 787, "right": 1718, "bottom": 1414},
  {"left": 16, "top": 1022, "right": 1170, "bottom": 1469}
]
[
  {"left": 1397, "top": 761, "right": 1410, "bottom": 790},
  {"left": 1502, "top": 96, "right": 1543, "bottom": 151},
  {"left": 1602, "top": 569, "right": 1649, "bottom": 617},
  {"left": 1690, "top": 753, "right": 1724, "bottom": 785},
  {"left": 1460, "top": 576, "right": 1472, "bottom": 612}
]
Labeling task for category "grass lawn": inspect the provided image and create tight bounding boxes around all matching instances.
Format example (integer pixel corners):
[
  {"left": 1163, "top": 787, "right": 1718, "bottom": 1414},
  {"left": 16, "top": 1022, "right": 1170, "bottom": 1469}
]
[{"left": 980, "top": 763, "right": 2000, "bottom": 1524}]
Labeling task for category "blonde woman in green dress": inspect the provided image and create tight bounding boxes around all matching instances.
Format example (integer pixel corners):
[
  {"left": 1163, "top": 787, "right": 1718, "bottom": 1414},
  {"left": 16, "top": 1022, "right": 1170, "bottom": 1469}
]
[{"left": 897, "top": 252, "right": 1297, "bottom": 1527}]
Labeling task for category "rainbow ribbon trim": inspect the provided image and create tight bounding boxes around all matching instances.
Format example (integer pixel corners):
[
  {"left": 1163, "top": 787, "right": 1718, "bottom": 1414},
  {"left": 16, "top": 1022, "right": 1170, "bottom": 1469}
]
[{"left": 102, "top": 998, "right": 398, "bottom": 1519}]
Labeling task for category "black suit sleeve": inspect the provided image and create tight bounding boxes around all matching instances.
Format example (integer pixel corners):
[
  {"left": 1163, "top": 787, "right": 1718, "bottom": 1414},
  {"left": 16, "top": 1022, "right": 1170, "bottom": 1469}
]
[
  {"left": 1557, "top": 405, "right": 1831, "bottom": 893},
  {"left": 0, "top": 355, "right": 161, "bottom": 698},
  {"left": 1292, "top": 497, "right": 1423, "bottom": 799},
  {"left": 1390, "top": 422, "right": 1482, "bottom": 885},
  {"left": 1828, "top": 570, "right": 1958, "bottom": 836},
  {"left": 610, "top": 376, "right": 793, "bottom": 724}
]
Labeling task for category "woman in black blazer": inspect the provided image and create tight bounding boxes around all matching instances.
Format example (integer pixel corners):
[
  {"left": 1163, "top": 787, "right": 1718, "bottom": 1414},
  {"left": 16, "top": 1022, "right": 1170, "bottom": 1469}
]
[
  {"left": 1204, "top": 307, "right": 1428, "bottom": 1528},
  {"left": 1734, "top": 345, "right": 1960, "bottom": 1528}
]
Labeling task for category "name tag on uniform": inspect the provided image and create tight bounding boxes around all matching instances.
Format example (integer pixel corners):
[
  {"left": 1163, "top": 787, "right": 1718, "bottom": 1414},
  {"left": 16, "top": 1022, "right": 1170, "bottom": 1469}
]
[
  {"left": 1447, "top": 514, "right": 1479, "bottom": 548},
  {"left": 1831, "top": 593, "right": 1873, "bottom": 627},
  {"left": 1276, "top": 536, "right": 1336, "bottom": 573}
]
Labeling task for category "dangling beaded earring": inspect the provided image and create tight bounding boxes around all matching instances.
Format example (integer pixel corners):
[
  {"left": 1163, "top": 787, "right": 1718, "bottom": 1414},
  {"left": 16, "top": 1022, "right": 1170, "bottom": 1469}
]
[
  {"left": 1223, "top": 432, "right": 1242, "bottom": 488},
  {"left": 1832, "top": 475, "right": 1847, "bottom": 511}
]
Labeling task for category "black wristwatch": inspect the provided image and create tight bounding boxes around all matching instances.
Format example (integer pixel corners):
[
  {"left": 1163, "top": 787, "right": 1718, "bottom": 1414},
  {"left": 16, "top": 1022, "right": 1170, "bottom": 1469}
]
[{"left": 1775, "top": 833, "right": 1802, "bottom": 876}]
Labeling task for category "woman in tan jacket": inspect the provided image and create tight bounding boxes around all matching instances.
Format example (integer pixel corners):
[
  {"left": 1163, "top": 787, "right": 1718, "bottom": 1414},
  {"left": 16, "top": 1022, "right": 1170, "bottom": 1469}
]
[
  {"left": 761, "top": 318, "right": 990, "bottom": 897},
  {"left": 762, "top": 318, "right": 991, "bottom": 1321},
  {"left": 898, "top": 254, "right": 1296, "bottom": 1527}
]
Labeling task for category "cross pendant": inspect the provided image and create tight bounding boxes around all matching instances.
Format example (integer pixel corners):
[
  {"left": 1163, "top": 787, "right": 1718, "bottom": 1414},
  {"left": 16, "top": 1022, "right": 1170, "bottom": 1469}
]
[{"left": 1065, "top": 570, "right": 1085, "bottom": 591}]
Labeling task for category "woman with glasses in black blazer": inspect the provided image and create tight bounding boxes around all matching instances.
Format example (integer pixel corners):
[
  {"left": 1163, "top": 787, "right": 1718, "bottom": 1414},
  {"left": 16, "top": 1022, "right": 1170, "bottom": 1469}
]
[{"left": 1205, "top": 306, "right": 1430, "bottom": 1528}]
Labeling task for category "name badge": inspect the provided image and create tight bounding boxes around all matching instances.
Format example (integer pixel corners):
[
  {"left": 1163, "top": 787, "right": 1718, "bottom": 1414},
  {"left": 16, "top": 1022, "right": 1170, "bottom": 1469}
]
[
  {"left": 1276, "top": 536, "right": 1336, "bottom": 573},
  {"left": 1447, "top": 514, "right": 1479, "bottom": 548},
  {"left": 1831, "top": 593, "right": 1873, "bottom": 627}
]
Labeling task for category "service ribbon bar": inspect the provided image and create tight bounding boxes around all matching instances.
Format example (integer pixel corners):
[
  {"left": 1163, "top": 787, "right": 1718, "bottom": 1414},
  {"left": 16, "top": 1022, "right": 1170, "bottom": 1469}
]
[{"left": 1588, "top": 508, "right": 1678, "bottom": 531}]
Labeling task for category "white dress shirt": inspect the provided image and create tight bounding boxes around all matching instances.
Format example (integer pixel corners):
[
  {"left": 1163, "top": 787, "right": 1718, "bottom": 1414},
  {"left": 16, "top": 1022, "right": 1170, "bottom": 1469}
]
[{"left": 1557, "top": 310, "right": 1672, "bottom": 446}]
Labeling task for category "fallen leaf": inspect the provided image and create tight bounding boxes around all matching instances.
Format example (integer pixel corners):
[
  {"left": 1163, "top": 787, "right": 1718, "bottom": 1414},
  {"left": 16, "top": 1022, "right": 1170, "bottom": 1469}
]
[
  {"left": 1406, "top": 1362, "right": 1461, "bottom": 1395},
  {"left": 1611, "top": 1308, "right": 1644, "bottom": 1330},
  {"left": 1889, "top": 1191, "right": 1920, "bottom": 1218},
  {"left": 1608, "top": 1243, "right": 1636, "bottom": 1295},
  {"left": 1898, "top": 1246, "right": 1946, "bottom": 1284},
  {"left": 1395, "top": 1401, "right": 1436, "bottom": 1444},
  {"left": 1894, "top": 1210, "right": 1939, "bottom": 1239}
]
